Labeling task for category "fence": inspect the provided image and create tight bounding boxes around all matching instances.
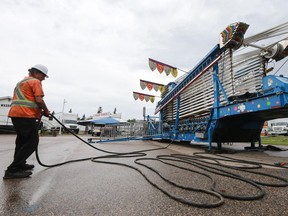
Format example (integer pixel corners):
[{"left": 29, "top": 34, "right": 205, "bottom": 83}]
[{"left": 97, "top": 120, "right": 162, "bottom": 142}]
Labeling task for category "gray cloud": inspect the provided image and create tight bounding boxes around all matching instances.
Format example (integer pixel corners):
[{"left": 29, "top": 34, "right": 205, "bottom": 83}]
[{"left": 1, "top": 0, "right": 288, "bottom": 119}]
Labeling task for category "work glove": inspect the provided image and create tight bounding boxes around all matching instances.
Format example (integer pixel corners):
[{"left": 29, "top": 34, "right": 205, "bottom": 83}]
[{"left": 44, "top": 110, "right": 53, "bottom": 120}]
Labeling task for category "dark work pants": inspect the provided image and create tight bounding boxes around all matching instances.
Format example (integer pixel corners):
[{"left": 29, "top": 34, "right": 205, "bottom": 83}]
[{"left": 7, "top": 117, "right": 39, "bottom": 172}]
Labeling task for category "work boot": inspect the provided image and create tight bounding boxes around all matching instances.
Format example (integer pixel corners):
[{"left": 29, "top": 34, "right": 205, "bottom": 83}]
[
  {"left": 21, "top": 164, "right": 35, "bottom": 170},
  {"left": 3, "top": 170, "right": 32, "bottom": 179}
]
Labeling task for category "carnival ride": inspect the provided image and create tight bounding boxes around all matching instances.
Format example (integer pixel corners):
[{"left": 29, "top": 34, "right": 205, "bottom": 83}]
[{"left": 134, "top": 21, "right": 288, "bottom": 150}]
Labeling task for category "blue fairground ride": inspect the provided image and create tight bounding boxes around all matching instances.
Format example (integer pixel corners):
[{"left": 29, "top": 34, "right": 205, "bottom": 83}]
[{"left": 149, "top": 21, "right": 288, "bottom": 150}]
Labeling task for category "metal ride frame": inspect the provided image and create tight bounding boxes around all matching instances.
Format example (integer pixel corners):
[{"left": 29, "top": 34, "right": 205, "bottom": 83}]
[
  {"left": 97, "top": 22, "right": 288, "bottom": 150},
  {"left": 156, "top": 22, "right": 288, "bottom": 150},
  {"left": 158, "top": 48, "right": 288, "bottom": 150}
]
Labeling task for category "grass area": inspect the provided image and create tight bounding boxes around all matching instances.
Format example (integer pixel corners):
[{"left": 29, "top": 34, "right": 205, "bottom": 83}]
[{"left": 261, "top": 136, "right": 288, "bottom": 146}]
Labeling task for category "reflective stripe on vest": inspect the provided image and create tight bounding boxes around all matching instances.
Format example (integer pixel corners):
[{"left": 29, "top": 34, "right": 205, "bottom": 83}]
[{"left": 11, "top": 77, "right": 39, "bottom": 109}]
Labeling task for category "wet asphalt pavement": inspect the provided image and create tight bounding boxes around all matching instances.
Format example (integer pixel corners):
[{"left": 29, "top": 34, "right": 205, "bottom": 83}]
[{"left": 1, "top": 134, "right": 288, "bottom": 216}]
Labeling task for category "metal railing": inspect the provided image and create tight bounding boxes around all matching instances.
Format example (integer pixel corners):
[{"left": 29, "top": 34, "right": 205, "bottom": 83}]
[{"left": 98, "top": 121, "right": 162, "bottom": 142}]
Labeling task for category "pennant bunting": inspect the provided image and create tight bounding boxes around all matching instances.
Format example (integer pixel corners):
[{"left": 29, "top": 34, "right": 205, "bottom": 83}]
[
  {"left": 139, "top": 94, "right": 145, "bottom": 101},
  {"left": 140, "top": 80, "right": 146, "bottom": 90},
  {"left": 133, "top": 91, "right": 156, "bottom": 103},
  {"left": 171, "top": 68, "right": 178, "bottom": 77},
  {"left": 144, "top": 95, "right": 150, "bottom": 102},
  {"left": 146, "top": 82, "right": 153, "bottom": 91},
  {"left": 149, "top": 60, "right": 157, "bottom": 71},
  {"left": 139, "top": 79, "right": 166, "bottom": 93},
  {"left": 156, "top": 63, "right": 164, "bottom": 73},
  {"left": 164, "top": 66, "right": 170, "bottom": 76},
  {"left": 148, "top": 58, "right": 178, "bottom": 77},
  {"left": 133, "top": 92, "right": 139, "bottom": 100},
  {"left": 159, "top": 85, "right": 165, "bottom": 93},
  {"left": 153, "top": 84, "right": 159, "bottom": 92}
]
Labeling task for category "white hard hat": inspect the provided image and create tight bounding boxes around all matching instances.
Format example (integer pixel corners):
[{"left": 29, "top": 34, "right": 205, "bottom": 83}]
[{"left": 32, "top": 64, "right": 48, "bottom": 78}]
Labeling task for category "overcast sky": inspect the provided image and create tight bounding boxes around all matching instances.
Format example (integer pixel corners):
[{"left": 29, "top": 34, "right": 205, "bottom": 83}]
[{"left": 1, "top": 0, "right": 288, "bottom": 120}]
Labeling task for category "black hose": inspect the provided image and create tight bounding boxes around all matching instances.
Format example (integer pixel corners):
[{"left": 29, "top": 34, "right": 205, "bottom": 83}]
[
  {"left": 188, "top": 153, "right": 288, "bottom": 187},
  {"left": 36, "top": 115, "right": 167, "bottom": 168},
  {"left": 91, "top": 157, "right": 224, "bottom": 208},
  {"left": 35, "top": 114, "right": 288, "bottom": 208},
  {"left": 36, "top": 115, "right": 226, "bottom": 208},
  {"left": 156, "top": 154, "right": 265, "bottom": 201}
]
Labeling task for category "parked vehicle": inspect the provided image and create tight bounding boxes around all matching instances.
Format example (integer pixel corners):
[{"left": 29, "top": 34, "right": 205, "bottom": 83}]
[
  {"left": 91, "top": 127, "right": 101, "bottom": 136},
  {"left": 0, "top": 96, "right": 15, "bottom": 134},
  {"left": 270, "top": 122, "right": 288, "bottom": 136},
  {"left": 44, "top": 113, "right": 82, "bottom": 134}
]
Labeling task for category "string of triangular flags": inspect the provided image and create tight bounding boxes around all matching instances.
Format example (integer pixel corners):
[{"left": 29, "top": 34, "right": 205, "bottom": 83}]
[
  {"left": 133, "top": 58, "right": 185, "bottom": 103},
  {"left": 133, "top": 91, "right": 157, "bottom": 103},
  {"left": 140, "top": 79, "right": 165, "bottom": 93},
  {"left": 148, "top": 58, "right": 178, "bottom": 77}
]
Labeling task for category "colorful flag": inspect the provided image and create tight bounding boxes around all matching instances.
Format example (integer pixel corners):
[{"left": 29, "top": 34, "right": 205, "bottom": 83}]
[
  {"left": 133, "top": 91, "right": 156, "bottom": 103},
  {"left": 148, "top": 58, "right": 178, "bottom": 77},
  {"left": 140, "top": 79, "right": 165, "bottom": 93},
  {"left": 220, "top": 22, "right": 249, "bottom": 50}
]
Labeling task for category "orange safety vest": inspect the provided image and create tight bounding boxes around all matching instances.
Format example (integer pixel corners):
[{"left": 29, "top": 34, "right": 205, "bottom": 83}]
[{"left": 8, "top": 76, "right": 44, "bottom": 119}]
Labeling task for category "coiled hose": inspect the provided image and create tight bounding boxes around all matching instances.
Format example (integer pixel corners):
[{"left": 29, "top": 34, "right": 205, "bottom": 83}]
[{"left": 35, "top": 115, "right": 288, "bottom": 208}]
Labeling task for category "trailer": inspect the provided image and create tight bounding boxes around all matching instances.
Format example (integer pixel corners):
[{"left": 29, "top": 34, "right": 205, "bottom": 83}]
[
  {"left": 153, "top": 21, "right": 288, "bottom": 150},
  {"left": 270, "top": 121, "right": 288, "bottom": 136},
  {"left": 43, "top": 112, "right": 83, "bottom": 134},
  {"left": 0, "top": 96, "right": 14, "bottom": 134}
]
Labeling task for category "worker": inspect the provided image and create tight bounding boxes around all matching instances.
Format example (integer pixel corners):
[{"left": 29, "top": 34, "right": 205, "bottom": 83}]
[{"left": 3, "top": 64, "right": 51, "bottom": 179}]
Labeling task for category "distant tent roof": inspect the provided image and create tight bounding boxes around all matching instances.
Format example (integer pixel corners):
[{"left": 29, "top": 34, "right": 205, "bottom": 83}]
[
  {"left": 91, "top": 117, "right": 123, "bottom": 125},
  {"left": 77, "top": 117, "right": 126, "bottom": 126}
]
